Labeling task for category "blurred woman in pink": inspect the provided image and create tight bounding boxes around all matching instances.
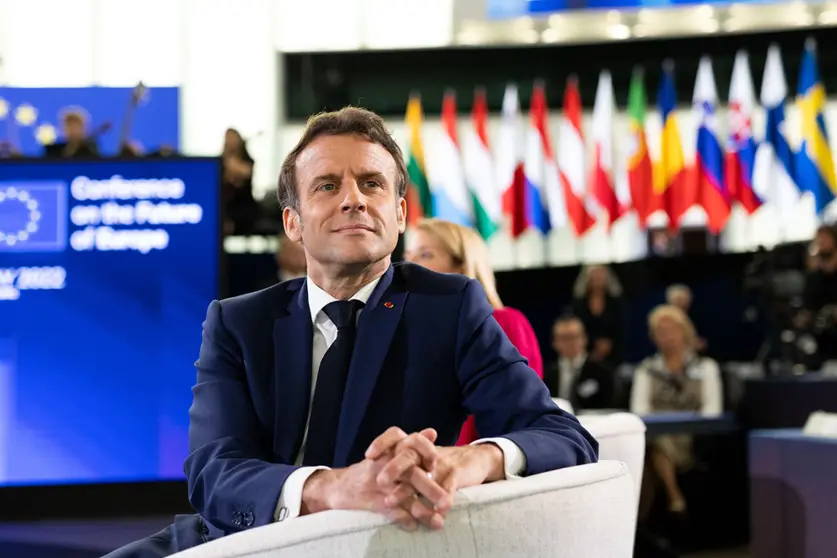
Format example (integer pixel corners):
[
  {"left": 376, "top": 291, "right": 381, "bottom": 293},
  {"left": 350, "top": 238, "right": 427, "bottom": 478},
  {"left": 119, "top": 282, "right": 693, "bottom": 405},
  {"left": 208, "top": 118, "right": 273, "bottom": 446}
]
[{"left": 404, "top": 218, "right": 543, "bottom": 445}]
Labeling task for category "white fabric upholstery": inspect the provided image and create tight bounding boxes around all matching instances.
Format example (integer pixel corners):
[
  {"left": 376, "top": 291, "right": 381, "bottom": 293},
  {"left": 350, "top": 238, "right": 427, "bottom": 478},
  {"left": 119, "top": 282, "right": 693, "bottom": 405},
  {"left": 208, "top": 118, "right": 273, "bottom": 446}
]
[
  {"left": 552, "top": 397, "right": 574, "bottom": 413},
  {"left": 171, "top": 461, "right": 634, "bottom": 558},
  {"left": 578, "top": 412, "right": 646, "bottom": 532}
]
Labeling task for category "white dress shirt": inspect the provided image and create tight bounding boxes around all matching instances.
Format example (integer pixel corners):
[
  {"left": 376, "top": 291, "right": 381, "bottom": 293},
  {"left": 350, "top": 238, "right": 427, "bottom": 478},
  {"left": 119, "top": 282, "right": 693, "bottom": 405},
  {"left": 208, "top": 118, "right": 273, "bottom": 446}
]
[{"left": 274, "top": 276, "right": 526, "bottom": 521}]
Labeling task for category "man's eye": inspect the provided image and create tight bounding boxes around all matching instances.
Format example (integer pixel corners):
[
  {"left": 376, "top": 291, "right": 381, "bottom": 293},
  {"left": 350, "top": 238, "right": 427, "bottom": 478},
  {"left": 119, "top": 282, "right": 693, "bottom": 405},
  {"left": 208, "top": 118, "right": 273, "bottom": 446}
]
[
  {"left": 320, "top": 183, "right": 336, "bottom": 191},
  {"left": 363, "top": 180, "right": 381, "bottom": 188}
]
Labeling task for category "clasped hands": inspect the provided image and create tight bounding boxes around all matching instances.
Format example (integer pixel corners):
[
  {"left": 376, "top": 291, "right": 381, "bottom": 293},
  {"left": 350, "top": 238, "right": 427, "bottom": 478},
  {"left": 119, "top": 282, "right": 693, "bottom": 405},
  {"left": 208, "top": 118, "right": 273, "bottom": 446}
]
[{"left": 303, "top": 426, "right": 504, "bottom": 531}]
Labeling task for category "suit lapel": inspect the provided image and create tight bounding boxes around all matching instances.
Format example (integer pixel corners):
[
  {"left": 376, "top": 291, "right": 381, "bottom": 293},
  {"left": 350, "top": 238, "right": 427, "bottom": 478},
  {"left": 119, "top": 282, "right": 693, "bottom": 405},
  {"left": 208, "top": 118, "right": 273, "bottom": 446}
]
[
  {"left": 273, "top": 282, "right": 313, "bottom": 463},
  {"left": 334, "top": 266, "right": 406, "bottom": 466}
]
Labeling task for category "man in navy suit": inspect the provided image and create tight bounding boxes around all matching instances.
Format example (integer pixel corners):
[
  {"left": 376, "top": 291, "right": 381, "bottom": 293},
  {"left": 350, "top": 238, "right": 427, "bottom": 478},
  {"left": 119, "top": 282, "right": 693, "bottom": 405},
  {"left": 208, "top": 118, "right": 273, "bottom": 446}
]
[{"left": 106, "top": 107, "right": 597, "bottom": 557}]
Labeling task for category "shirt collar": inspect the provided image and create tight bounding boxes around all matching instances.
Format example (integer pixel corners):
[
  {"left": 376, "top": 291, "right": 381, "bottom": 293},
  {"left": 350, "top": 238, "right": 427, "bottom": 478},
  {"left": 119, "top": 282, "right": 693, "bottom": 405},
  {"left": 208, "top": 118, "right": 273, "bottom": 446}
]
[
  {"left": 560, "top": 353, "right": 587, "bottom": 369},
  {"left": 306, "top": 276, "right": 382, "bottom": 324}
]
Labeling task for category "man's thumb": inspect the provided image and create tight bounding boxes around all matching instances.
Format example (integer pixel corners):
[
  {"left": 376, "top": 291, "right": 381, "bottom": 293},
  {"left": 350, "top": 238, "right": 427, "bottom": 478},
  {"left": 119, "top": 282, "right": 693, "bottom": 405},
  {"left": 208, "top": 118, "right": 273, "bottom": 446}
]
[{"left": 420, "top": 428, "right": 438, "bottom": 443}]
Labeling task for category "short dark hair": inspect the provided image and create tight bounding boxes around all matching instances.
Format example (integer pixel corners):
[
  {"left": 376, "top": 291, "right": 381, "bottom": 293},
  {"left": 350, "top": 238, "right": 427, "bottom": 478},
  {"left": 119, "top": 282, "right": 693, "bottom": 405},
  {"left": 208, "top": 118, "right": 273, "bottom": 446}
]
[
  {"left": 554, "top": 313, "right": 584, "bottom": 330},
  {"left": 816, "top": 224, "right": 837, "bottom": 244},
  {"left": 277, "top": 107, "right": 409, "bottom": 211}
]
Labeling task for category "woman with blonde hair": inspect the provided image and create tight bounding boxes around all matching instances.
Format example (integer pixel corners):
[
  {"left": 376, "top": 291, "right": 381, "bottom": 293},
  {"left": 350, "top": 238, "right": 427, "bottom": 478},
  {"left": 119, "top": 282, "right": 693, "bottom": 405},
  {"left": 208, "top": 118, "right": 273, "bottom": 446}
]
[
  {"left": 405, "top": 218, "right": 543, "bottom": 445},
  {"left": 631, "top": 304, "right": 723, "bottom": 516}
]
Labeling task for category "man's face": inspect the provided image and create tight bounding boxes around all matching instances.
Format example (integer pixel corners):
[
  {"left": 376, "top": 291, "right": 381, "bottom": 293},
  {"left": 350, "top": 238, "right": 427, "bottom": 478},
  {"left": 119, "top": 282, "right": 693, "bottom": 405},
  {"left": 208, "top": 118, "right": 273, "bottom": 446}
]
[
  {"left": 63, "top": 118, "right": 85, "bottom": 142},
  {"left": 553, "top": 319, "right": 586, "bottom": 359},
  {"left": 670, "top": 292, "right": 691, "bottom": 313},
  {"left": 816, "top": 231, "right": 837, "bottom": 272},
  {"left": 817, "top": 231, "right": 836, "bottom": 254},
  {"left": 282, "top": 134, "right": 406, "bottom": 271}
]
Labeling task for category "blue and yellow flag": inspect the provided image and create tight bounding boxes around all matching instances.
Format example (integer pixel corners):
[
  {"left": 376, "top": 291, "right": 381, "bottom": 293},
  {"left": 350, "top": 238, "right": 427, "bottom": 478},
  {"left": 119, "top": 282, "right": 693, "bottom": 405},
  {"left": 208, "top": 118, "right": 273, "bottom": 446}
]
[
  {"left": 796, "top": 39, "right": 836, "bottom": 214},
  {"left": 655, "top": 63, "right": 696, "bottom": 229}
]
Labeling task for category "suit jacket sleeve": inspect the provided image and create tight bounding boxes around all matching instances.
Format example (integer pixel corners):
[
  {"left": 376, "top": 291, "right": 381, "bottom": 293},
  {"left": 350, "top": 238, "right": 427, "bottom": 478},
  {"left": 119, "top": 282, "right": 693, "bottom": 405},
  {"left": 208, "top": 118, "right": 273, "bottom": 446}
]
[
  {"left": 184, "top": 300, "right": 298, "bottom": 533},
  {"left": 455, "top": 281, "right": 598, "bottom": 474}
]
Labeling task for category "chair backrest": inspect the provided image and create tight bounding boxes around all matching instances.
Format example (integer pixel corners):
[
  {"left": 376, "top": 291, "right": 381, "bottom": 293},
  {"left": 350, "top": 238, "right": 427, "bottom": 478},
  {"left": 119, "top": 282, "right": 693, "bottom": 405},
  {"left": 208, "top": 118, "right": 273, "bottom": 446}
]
[
  {"left": 552, "top": 397, "right": 574, "bottom": 413},
  {"left": 578, "top": 412, "right": 646, "bottom": 533},
  {"left": 171, "top": 461, "right": 635, "bottom": 558}
]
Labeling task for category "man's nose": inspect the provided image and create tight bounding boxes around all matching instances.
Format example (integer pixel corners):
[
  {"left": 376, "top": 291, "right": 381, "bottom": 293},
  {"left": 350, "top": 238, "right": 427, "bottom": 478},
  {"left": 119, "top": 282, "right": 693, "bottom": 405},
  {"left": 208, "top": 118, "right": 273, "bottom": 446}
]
[{"left": 341, "top": 181, "right": 367, "bottom": 211}]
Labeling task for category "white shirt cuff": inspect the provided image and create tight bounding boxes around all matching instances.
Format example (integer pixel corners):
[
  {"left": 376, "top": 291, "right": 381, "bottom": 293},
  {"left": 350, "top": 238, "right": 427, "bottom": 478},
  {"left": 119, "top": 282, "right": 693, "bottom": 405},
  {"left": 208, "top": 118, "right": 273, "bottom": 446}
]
[
  {"left": 274, "top": 466, "right": 330, "bottom": 522},
  {"left": 470, "top": 437, "right": 527, "bottom": 479}
]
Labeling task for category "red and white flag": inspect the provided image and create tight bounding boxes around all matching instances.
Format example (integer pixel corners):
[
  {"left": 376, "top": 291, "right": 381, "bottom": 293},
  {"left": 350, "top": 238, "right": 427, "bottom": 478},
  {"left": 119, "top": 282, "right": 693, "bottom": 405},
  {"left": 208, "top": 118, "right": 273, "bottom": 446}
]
[
  {"left": 557, "top": 77, "right": 595, "bottom": 236},
  {"left": 590, "top": 70, "right": 626, "bottom": 228}
]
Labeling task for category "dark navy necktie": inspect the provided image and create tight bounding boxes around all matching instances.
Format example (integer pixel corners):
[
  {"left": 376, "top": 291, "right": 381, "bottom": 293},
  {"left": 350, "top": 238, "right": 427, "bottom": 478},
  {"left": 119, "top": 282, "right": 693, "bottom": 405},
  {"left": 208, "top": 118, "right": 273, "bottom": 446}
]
[{"left": 303, "top": 299, "right": 364, "bottom": 466}]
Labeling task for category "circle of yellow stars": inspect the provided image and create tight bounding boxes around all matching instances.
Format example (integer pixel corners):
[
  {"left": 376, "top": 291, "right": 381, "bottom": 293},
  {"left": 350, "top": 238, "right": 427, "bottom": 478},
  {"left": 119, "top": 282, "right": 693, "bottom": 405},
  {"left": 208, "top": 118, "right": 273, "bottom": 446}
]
[{"left": 0, "top": 96, "right": 58, "bottom": 146}]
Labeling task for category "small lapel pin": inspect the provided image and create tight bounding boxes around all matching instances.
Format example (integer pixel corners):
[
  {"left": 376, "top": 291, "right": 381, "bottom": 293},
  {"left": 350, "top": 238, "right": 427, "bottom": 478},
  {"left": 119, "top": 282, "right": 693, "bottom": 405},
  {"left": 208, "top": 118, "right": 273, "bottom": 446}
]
[{"left": 383, "top": 301, "right": 394, "bottom": 309}]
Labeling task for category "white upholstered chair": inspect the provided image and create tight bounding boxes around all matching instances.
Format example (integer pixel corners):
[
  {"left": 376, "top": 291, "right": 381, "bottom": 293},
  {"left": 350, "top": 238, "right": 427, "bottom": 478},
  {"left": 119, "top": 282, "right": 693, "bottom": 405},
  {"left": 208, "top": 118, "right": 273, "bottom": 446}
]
[
  {"left": 170, "top": 460, "right": 635, "bottom": 558},
  {"left": 551, "top": 397, "right": 574, "bottom": 413},
  {"left": 577, "top": 412, "right": 646, "bottom": 533}
]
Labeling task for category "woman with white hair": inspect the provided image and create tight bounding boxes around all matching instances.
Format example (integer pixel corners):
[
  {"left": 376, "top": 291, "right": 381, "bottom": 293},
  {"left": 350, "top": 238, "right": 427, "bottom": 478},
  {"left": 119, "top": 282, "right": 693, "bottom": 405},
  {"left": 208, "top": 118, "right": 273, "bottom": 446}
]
[
  {"left": 571, "top": 265, "right": 625, "bottom": 365},
  {"left": 631, "top": 304, "right": 723, "bottom": 516}
]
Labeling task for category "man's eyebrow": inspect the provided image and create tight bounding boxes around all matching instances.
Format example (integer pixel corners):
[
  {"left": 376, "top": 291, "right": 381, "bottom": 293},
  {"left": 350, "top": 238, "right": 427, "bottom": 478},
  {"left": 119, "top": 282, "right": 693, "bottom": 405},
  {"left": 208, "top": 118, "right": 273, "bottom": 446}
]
[
  {"left": 356, "top": 171, "right": 388, "bottom": 182},
  {"left": 307, "top": 171, "right": 389, "bottom": 189},
  {"left": 309, "top": 173, "right": 342, "bottom": 185}
]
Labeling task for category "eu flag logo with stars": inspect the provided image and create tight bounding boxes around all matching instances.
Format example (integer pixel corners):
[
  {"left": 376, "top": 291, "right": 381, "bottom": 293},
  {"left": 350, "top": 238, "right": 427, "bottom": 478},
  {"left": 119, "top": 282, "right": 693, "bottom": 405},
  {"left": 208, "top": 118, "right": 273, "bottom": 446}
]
[{"left": 0, "top": 182, "right": 67, "bottom": 252}]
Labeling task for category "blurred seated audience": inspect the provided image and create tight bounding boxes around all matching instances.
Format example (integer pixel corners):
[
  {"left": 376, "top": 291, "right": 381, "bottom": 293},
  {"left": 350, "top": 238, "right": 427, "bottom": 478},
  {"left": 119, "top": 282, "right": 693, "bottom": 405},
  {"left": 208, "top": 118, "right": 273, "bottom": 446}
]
[
  {"left": 222, "top": 128, "right": 260, "bottom": 235},
  {"left": 545, "top": 314, "right": 616, "bottom": 412},
  {"left": 43, "top": 108, "right": 100, "bottom": 158},
  {"left": 254, "top": 232, "right": 308, "bottom": 290},
  {"left": 571, "top": 264, "right": 625, "bottom": 366},
  {"left": 632, "top": 304, "right": 723, "bottom": 516},
  {"left": 801, "top": 224, "right": 837, "bottom": 362},
  {"left": 147, "top": 144, "right": 178, "bottom": 157},
  {"left": 665, "top": 284, "right": 707, "bottom": 353},
  {"left": 404, "top": 218, "right": 543, "bottom": 445}
]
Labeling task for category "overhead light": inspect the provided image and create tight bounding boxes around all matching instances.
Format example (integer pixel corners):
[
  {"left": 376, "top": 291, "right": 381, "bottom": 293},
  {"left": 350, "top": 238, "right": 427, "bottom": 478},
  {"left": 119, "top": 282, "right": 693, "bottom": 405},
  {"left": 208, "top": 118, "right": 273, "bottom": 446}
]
[
  {"left": 723, "top": 17, "right": 743, "bottom": 32},
  {"left": 541, "top": 28, "right": 560, "bottom": 42},
  {"left": 701, "top": 19, "right": 720, "bottom": 33},
  {"left": 695, "top": 5, "right": 715, "bottom": 19},
  {"left": 819, "top": 8, "right": 837, "bottom": 24},
  {"left": 608, "top": 24, "right": 631, "bottom": 40}
]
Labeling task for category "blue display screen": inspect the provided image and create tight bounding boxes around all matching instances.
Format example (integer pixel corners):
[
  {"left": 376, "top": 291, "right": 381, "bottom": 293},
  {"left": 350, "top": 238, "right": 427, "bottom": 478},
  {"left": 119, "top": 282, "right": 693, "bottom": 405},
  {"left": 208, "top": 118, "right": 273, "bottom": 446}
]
[
  {"left": 487, "top": 0, "right": 771, "bottom": 17},
  {"left": 0, "top": 86, "right": 180, "bottom": 157},
  {"left": 0, "top": 159, "right": 220, "bottom": 486}
]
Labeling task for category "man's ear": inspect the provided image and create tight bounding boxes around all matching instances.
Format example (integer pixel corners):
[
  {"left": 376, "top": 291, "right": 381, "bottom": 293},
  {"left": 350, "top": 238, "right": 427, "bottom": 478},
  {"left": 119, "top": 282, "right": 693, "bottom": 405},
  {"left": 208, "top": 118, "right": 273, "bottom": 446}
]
[
  {"left": 282, "top": 207, "right": 303, "bottom": 242},
  {"left": 396, "top": 197, "right": 407, "bottom": 234}
]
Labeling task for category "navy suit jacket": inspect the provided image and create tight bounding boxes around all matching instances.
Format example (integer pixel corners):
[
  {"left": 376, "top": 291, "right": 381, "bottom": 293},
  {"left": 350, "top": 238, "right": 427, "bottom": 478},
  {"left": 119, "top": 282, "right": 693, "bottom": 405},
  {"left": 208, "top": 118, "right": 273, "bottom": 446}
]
[{"left": 183, "top": 262, "right": 597, "bottom": 540}]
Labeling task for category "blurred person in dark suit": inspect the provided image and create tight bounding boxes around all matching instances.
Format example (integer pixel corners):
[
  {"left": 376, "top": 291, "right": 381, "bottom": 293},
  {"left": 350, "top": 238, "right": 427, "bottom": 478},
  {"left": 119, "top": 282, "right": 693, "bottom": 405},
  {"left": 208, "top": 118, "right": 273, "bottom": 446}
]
[
  {"left": 571, "top": 265, "right": 625, "bottom": 365},
  {"left": 544, "top": 315, "right": 615, "bottom": 411},
  {"left": 257, "top": 232, "right": 308, "bottom": 290},
  {"left": 43, "top": 109, "right": 100, "bottom": 158},
  {"left": 104, "top": 107, "right": 596, "bottom": 558},
  {"left": 276, "top": 232, "right": 307, "bottom": 281},
  {"left": 801, "top": 224, "right": 837, "bottom": 361},
  {"left": 222, "top": 128, "right": 260, "bottom": 235},
  {"left": 256, "top": 232, "right": 306, "bottom": 289}
]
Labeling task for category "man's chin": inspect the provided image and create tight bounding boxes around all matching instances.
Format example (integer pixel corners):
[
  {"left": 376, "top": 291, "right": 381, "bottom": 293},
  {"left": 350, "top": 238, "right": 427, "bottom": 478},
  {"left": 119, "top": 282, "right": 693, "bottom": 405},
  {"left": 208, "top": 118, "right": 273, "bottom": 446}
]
[{"left": 330, "top": 245, "right": 387, "bottom": 266}]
